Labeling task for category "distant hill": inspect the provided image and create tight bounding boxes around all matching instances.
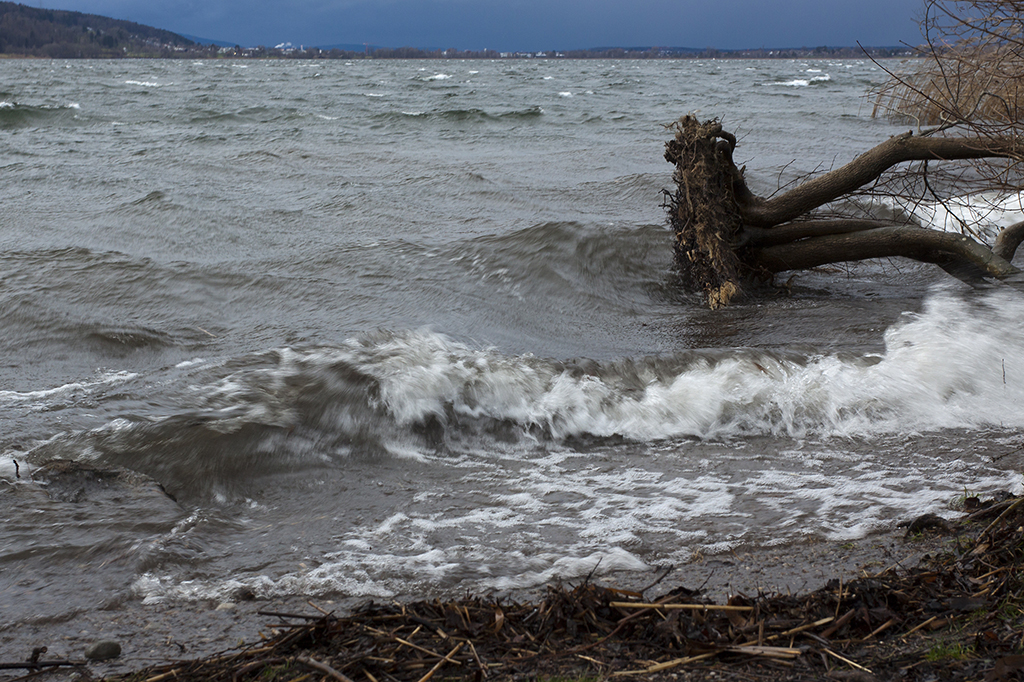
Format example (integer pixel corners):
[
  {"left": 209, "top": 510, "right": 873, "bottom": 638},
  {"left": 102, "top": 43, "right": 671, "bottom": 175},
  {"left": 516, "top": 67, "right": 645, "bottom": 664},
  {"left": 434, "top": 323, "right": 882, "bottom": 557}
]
[{"left": 0, "top": 1, "right": 197, "bottom": 57}]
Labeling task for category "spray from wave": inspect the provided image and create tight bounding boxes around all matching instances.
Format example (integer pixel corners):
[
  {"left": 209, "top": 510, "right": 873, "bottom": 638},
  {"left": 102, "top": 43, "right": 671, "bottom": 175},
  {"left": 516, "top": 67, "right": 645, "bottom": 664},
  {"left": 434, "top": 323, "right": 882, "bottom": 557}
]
[
  {"left": 24, "top": 286, "right": 1021, "bottom": 495},
  {"left": 192, "top": 287, "right": 1024, "bottom": 445}
]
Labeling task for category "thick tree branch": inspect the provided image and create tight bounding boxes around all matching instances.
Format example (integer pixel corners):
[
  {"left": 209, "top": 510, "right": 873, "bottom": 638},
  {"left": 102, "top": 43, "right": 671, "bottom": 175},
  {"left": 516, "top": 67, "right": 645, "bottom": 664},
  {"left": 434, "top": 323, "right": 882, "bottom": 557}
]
[
  {"left": 753, "top": 224, "right": 1021, "bottom": 278},
  {"left": 741, "top": 219, "right": 893, "bottom": 247},
  {"left": 741, "top": 134, "right": 1020, "bottom": 227},
  {"left": 994, "top": 219, "right": 1024, "bottom": 261}
]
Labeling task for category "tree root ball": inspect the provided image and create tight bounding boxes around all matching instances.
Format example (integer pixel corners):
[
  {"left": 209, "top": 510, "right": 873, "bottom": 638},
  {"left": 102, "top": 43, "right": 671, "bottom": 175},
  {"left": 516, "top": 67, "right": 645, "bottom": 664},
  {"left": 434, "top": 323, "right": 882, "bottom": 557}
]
[{"left": 664, "top": 116, "right": 749, "bottom": 308}]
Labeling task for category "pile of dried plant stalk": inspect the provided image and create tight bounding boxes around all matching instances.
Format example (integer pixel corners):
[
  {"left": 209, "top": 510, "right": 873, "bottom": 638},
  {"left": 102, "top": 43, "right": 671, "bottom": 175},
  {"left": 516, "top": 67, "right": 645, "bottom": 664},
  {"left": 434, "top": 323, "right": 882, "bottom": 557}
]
[{"left": 95, "top": 497, "right": 1024, "bottom": 682}]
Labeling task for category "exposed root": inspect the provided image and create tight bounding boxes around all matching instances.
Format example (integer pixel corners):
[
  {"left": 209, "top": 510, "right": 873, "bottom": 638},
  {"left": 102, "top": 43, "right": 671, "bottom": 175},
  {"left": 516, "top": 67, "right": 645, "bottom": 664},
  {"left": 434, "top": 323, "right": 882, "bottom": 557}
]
[{"left": 664, "top": 116, "right": 749, "bottom": 308}]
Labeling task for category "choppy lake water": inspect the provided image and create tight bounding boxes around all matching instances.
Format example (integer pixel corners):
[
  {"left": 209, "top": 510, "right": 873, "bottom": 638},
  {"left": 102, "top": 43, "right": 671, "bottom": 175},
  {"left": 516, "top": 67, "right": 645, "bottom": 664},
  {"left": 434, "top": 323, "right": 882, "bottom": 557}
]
[{"left": 1, "top": 58, "right": 1022, "bottom": 628}]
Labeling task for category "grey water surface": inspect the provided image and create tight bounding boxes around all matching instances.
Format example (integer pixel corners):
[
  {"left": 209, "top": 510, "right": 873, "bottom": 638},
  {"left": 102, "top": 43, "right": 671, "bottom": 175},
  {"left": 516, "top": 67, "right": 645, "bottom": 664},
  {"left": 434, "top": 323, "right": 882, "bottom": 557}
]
[{"left": 1, "top": 58, "right": 1022, "bottom": 628}]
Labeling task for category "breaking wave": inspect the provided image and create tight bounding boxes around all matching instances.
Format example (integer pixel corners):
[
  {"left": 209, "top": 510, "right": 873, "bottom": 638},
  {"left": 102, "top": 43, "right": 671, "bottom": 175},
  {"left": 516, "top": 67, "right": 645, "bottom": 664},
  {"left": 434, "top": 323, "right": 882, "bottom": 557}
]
[
  {"left": 0, "top": 101, "right": 81, "bottom": 129},
  {"left": 26, "top": 288, "right": 1024, "bottom": 498},
  {"left": 191, "top": 288, "right": 1024, "bottom": 443}
]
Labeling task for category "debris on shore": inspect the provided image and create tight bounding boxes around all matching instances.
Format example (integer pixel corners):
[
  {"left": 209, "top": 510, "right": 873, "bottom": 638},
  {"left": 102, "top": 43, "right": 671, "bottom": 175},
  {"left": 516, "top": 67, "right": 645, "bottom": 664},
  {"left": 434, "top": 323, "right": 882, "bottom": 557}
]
[{"left": 4, "top": 497, "right": 1022, "bottom": 682}]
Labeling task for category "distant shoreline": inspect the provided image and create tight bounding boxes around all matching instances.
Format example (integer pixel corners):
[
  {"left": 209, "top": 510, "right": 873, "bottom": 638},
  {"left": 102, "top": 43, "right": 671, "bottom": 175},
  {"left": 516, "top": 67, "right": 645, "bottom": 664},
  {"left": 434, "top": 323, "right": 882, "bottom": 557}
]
[
  {"left": 0, "top": 48, "right": 917, "bottom": 61},
  {"left": 0, "top": 2, "right": 919, "bottom": 61}
]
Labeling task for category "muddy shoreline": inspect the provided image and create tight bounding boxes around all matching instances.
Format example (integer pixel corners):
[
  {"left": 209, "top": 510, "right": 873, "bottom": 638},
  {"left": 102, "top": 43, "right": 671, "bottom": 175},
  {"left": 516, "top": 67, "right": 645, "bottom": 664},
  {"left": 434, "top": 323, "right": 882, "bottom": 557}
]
[{"left": 1, "top": 522, "right": 961, "bottom": 679}]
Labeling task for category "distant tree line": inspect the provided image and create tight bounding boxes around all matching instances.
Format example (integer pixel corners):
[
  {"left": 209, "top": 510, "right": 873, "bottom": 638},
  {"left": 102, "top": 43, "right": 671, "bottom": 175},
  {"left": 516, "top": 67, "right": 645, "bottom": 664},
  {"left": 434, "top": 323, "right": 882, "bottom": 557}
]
[{"left": 0, "top": 2, "right": 917, "bottom": 60}]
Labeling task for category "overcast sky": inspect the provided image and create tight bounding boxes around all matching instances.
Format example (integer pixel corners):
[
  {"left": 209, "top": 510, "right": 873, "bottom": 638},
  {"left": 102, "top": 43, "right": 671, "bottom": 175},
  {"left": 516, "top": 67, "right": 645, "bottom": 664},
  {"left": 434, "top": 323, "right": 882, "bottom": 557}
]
[{"left": 40, "top": 0, "right": 924, "bottom": 51}]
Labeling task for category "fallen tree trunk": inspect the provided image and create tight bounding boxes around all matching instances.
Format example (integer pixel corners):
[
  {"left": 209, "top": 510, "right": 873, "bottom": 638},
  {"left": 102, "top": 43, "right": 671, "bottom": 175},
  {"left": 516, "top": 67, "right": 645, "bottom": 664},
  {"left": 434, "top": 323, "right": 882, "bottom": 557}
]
[{"left": 665, "top": 115, "right": 1024, "bottom": 307}]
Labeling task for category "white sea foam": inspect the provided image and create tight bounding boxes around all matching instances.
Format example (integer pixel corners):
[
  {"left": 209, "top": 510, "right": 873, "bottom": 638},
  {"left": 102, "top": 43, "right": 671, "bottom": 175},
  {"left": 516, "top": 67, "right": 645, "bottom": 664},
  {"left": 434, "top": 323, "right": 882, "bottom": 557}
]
[
  {"left": 774, "top": 74, "right": 831, "bottom": 87},
  {"left": 387, "top": 293, "right": 1022, "bottom": 439},
  {"left": 0, "top": 101, "right": 13, "bottom": 108},
  {"left": 124, "top": 80, "right": 162, "bottom": 87},
  {"left": 131, "top": 546, "right": 650, "bottom": 603},
  {"left": 424, "top": 73, "right": 452, "bottom": 81},
  {"left": 880, "top": 190, "right": 1024, "bottom": 242},
  {"left": 104, "top": 287, "right": 1024, "bottom": 605},
  {"left": 129, "top": 445, "right": 1021, "bottom": 603},
  {"left": 478, "top": 549, "right": 649, "bottom": 591},
  {"left": 0, "top": 371, "right": 137, "bottom": 410},
  {"left": 558, "top": 91, "right": 573, "bottom": 97},
  {"left": 120, "top": 425, "right": 1024, "bottom": 606}
]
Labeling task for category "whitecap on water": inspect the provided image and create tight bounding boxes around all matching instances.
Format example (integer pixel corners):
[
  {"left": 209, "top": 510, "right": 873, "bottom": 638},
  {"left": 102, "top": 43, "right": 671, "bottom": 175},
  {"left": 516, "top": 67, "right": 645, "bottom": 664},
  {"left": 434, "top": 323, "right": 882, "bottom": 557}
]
[
  {"left": 0, "top": 370, "right": 138, "bottom": 410},
  {"left": 106, "top": 287, "right": 1024, "bottom": 606},
  {"left": 774, "top": 75, "right": 831, "bottom": 87}
]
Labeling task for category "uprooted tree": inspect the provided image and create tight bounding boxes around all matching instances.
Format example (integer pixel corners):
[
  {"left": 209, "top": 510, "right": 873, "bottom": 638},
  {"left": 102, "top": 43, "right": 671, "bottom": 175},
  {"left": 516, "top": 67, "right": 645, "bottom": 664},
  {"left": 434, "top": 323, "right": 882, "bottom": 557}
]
[{"left": 668, "top": 0, "right": 1024, "bottom": 307}]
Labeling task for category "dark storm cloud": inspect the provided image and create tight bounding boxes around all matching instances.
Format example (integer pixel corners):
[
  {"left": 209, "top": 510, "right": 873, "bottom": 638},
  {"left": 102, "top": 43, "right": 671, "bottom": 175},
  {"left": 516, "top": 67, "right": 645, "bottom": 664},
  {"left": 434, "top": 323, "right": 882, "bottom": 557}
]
[{"left": 40, "top": 0, "right": 923, "bottom": 51}]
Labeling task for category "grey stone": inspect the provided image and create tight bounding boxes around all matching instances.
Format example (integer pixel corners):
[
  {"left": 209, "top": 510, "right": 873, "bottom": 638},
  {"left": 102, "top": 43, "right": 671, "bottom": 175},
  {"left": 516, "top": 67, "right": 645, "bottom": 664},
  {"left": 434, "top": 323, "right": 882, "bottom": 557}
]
[{"left": 84, "top": 640, "right": 121, "bottom": 660}]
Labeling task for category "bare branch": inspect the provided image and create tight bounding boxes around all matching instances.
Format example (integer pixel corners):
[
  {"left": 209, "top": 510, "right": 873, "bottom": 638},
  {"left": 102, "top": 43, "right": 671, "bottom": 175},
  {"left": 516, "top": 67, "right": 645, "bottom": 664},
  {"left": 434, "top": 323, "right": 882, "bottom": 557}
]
[{"left": 742, "top": 133, "right": 1020, "bottom": 227}]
